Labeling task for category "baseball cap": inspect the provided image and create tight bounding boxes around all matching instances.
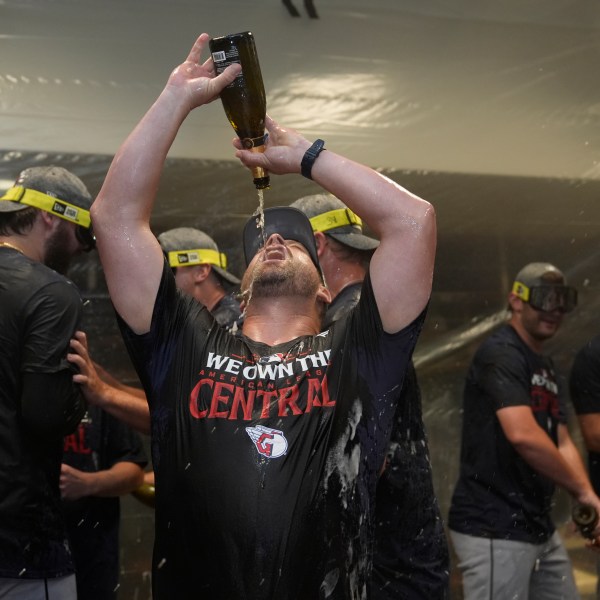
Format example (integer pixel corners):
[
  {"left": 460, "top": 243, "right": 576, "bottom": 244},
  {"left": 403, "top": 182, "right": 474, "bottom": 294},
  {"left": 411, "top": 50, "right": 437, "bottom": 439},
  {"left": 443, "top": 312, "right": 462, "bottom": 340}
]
[
  {"left": 0, "top": 166, "right": 95, "bottom": 250},
  {"left": 290, "top": 193, "right": 379, "bottom": 251},
  {"left": 158, "top": 227, "right": 240, "bottom": 286},
  {"left": 511, "top": 262, "right": 577, "bottom": 313},
  {"left": 243, "top": 206, "right": 320, "bottom": 270}
]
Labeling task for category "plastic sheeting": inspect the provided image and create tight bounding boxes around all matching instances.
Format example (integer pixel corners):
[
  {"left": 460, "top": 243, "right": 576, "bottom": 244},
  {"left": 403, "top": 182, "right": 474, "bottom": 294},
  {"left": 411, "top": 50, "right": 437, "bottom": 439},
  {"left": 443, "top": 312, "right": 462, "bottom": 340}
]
[
  {"left": 2, "top": 2, "right": 600, "bottom": 595},
  {"left": 2, "top": 0, "right": 600, "bottom": 178}
]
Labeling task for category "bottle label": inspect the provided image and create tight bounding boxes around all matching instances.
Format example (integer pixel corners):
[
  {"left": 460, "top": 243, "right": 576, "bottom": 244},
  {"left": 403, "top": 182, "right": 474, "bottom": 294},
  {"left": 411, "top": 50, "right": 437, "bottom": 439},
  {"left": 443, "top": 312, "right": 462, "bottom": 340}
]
[
  {"left": 212, "top": 48, "right": 244, "bottom": 88},
  {"left": 212, "top": 51, "right": 227, "bottom": 62}
]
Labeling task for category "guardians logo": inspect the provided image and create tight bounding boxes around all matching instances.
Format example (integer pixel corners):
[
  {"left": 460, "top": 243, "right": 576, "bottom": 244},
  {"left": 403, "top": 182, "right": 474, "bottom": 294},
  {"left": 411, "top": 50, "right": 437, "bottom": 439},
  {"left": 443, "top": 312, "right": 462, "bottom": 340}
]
[{"left": 189, "top": 350, "right": 335, "bottom": 421}]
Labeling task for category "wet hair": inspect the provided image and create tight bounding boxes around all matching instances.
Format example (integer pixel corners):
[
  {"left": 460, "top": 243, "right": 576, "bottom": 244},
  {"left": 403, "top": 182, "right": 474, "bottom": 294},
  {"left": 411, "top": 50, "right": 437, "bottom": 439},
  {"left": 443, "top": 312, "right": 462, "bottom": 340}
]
[{"left": 0, "top": 205, "right": 38, "bottom": 236}]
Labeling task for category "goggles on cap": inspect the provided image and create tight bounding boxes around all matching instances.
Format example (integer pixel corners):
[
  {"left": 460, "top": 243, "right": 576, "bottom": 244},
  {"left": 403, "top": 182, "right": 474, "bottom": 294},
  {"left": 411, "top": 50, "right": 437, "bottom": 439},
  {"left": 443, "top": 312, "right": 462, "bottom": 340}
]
[
  {"left": 512, "top": 281, "right": 577, "bottom": 313},
  {"left": 0, "top": 185, "right": 95, "bottom": 252},
  {"left": 167, "top": 248, "right": 228, "bottom": 270},
  {"left": 308, "top": 207, "right": 362, "bottom": 233}
]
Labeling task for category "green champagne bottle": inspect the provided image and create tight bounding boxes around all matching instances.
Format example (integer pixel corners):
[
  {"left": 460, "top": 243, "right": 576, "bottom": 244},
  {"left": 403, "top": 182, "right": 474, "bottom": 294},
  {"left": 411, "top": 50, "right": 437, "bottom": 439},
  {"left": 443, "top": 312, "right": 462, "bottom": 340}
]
[
  {"left": 572, "top": 503, "right": 598, "bottom": 539},
  {"left": 209, "top": 31, "right": 270, "bottom": 190}
]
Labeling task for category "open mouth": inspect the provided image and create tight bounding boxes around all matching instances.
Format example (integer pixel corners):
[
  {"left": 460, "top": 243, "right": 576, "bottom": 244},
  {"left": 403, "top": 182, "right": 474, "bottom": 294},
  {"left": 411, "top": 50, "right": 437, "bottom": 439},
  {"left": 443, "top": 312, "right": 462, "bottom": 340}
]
[{"left": 262, "top": 245, "right": 287, "bottom": 261}]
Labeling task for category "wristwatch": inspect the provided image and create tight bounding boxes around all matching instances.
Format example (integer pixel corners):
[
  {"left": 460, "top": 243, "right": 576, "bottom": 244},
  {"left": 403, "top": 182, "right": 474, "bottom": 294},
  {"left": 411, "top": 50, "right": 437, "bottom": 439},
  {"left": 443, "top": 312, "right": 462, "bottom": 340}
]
[{"left": 301, "top": 139, "right": 326, "bottom": 180}]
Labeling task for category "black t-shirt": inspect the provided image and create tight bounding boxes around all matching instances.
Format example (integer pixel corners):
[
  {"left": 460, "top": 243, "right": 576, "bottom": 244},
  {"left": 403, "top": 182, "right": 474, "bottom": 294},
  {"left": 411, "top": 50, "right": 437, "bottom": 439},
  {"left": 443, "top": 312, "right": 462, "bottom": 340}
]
[
  {"left": 322, "top": 282, "right": 362, "bottom": 330},
  {"left": 570, "top": 335, "right": 600, "bottom": 494},
  {"left": 448, "top": 324, "right": 567, "bottom": 543},
  {"left": 62, "top": 405, "right": 147, "bottom": 600},
  {"left": 0, "top": 247, "right": 83, "bottom": 578},
  {"left": 211, "top": 293, "right": 242, "bottom": 331},
  {"left": 324, "top": 283, "right": 449, "bottom": 599},
  {"left": 118, "top": 259, "right": 425, "bottom": 600}
]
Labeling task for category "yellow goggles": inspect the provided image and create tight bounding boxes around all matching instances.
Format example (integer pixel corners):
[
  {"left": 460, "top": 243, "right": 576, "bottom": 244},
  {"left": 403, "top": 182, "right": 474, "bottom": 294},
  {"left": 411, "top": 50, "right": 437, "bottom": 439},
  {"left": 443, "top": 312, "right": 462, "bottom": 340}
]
[
  {"left": 0, "top": 185, "right": 92, "bottom": 228},
  {"left": 167, "top": 248, "right": 228, "bottom": 269},
  {"left": 309, "top": 208, "right": 362, "bottom": 233}
]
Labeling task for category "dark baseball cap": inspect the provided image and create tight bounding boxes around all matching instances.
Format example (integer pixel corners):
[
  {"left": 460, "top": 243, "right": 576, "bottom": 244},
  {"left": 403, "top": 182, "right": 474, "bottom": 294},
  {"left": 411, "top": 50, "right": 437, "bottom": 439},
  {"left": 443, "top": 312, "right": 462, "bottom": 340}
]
[
  {"left": 0, "top": 166, "right": 95, "bottom": 250},
  {"left": 290, "top": 193, "right": 379, "bottom": 251},
  {"left": 243, "top": 206, "right": 320, "bottom": 269},
  {"left": 511, "top": 262, "right": 577, "bottom": 313},
  {"left": 158, "top": 227, "right": 240, "bottom": 286}
]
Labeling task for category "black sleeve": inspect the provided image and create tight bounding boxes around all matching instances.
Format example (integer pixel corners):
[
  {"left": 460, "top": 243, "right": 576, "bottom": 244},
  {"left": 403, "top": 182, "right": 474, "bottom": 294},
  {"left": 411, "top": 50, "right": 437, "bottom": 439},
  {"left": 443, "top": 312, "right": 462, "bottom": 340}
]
[
  {"left": 21, "top": 371, "right": 86, "bottom": 440},
  {"left": 103, "top": 412, "right": 148, "bottom": 469},
  {"left": 570, "top": 336, "right": 600, "bottom": 414}
]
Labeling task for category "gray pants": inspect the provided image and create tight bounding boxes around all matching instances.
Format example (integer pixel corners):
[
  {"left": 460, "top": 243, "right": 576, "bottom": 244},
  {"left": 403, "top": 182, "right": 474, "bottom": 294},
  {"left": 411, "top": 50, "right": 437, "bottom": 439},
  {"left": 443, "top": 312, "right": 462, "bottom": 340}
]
[
  {"left": 0, "top": 575, "right": 77, "bottom": 600},
  {"left": 450, "top": 529, "right": 580, "bottom": 600}
]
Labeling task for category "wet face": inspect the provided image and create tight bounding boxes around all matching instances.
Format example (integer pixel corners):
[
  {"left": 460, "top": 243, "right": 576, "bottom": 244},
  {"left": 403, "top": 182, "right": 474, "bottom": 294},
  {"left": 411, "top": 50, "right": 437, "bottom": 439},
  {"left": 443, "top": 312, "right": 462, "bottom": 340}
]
[
  {"left": 44, "top": 219, "right": 86, "bottom": 274},
  {"left": 242, "top": 233, "right": 321, "bottom": 300}
]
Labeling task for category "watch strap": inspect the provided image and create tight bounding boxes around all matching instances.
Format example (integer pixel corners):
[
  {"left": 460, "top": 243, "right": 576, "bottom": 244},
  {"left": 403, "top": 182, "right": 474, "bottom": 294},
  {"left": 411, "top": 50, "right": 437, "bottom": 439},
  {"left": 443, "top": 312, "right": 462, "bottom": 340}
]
[{"left": 301, "top": 139, "right": 326, "bottom": 180}]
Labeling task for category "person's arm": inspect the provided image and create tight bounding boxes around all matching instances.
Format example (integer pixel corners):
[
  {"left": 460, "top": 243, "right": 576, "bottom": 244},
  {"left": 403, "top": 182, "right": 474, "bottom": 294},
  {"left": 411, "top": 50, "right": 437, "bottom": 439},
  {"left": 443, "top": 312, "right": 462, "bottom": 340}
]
[
  {"left": 93, "top": 361, "right": 146, "bottom": 399},
  {"left": 22, "top": 371, "right": 85, "bottom": 439},
  {"left": 577, "top": 414, "right": 600, "bottom": 453},
  {"left": 60, "top": 461, "right": 145, "bottom": 500},
  {"left": 235, "top": 116, "right": 436, "bottom": 334},
  {"left": 91, "top": 34, "right": 241, "bottom": 335},
  {"left": 497, "top": 407, "right": 600, "bottom": 512},
  {"left": 68, "top": 331, "right": 150, "bottom": 434},
  {"left": 570, "top": 337, "right": 600, "bottom": 453},
  {"left": 21, "top": 282, "right": 86, "bottom": 439}
]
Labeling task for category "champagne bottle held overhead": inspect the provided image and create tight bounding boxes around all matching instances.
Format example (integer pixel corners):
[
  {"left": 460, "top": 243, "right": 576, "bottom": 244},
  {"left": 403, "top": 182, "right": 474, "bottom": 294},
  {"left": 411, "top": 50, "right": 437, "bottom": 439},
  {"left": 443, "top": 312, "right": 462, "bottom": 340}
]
[{"left": 209, "top": 31, "right": 270, "bottom": 190}]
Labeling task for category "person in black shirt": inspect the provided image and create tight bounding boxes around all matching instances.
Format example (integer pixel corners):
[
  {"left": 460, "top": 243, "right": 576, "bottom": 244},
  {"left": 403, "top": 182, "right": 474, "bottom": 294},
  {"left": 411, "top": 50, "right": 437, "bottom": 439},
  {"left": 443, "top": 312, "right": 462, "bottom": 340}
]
[
  {"left": 61, "top": 406, "right": 147, "bottom": 600},
  {"left": 0, "top": 166, "right": 93, "bottom": 599},
  {"left": 158, "top": 227, "right": 241, "bottom": 331},
  {"left": 90, "top": 32, "right": 436, "bottom": 599},
  {"left": 291, "top": 193, "right": 449, "bottom": 599},
  {"left": 449, "top": 262, "right": 599, "bottom": 599},
  {"left": 570, "top": 334, "right": 600, "bottom": 596}
]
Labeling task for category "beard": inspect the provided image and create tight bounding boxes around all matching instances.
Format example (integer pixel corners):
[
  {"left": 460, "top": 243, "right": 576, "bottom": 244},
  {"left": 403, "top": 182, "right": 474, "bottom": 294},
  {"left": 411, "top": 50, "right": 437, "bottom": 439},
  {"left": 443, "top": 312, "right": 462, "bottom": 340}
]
[
  {"left": 44, "top": 222, "right": 74, "bottom": 275},
  {"left": 248, "top": 259, "right": 320, "bottom": 300}
]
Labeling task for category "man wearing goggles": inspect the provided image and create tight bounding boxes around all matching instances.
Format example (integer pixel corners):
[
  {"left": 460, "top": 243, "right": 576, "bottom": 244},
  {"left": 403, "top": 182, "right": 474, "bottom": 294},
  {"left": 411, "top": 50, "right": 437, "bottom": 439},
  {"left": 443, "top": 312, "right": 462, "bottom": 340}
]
[
  {"left": 0, "top": 165, "right": 93, "bottom": 599},
  {"left": 449, "top": 262, "right": 600, "bottom": 600},
  {"left": 513, "top": 281, "right": 577, "bottom": 315}
]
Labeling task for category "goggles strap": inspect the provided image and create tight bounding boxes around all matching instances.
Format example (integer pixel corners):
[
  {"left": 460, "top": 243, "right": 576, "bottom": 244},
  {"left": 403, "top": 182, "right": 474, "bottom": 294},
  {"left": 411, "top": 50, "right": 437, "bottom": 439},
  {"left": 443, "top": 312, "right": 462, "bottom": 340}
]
[
  {"left": 167, "top": 248, "right": 227, "bottom": 269},
  {"left": 309, "top": 208, "right": 362, "bottom": 233},
  {"left": 0, "top": 186, "right": 91, "bottom": 228}
]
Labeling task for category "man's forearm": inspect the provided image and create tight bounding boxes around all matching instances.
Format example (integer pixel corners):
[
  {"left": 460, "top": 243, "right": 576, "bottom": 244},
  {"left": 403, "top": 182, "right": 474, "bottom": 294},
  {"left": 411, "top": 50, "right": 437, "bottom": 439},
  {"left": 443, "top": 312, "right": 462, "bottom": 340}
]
[
  {"left": 512, "top": 429, "right": 593, "bottom": 500},
  {"left": 88, "top": 383, "right": 151, "bottom": 435}
]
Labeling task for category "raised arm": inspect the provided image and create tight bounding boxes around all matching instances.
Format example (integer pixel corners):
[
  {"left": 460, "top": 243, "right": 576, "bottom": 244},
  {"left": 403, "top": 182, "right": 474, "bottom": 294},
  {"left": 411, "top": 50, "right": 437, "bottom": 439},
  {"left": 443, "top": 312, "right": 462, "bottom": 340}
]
[
  {"left": 91, "top": 34, "right": 241, "bottom": 334},
  {"left": 235, "top": 116, "right": 436, "bottom": 333}
]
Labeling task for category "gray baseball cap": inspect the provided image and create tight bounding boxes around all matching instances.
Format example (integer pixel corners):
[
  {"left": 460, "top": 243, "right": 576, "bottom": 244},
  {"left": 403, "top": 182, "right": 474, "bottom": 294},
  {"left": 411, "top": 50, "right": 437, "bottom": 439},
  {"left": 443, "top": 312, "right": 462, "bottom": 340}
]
[
  {"left": 290, "top": 193, "right": 379, "bottom": 251},
  {"left": 0, "top": 165, "right": 92, "bottom": 214},
  {"left": 513, "top": 262, "right": 565, "bottom": 289},
  {"left": 158, "top": 227, "right": 240, "bottom": 286}
]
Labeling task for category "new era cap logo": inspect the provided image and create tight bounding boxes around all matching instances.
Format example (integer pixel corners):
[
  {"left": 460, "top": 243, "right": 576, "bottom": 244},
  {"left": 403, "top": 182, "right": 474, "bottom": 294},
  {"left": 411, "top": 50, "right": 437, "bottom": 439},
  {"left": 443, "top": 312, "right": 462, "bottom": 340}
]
[
  {"left": 177, "top": 252, "right": 199, "bottom": 264},
  {"left": 52, "top": 200, "right": 78, "bottom": 221}
]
